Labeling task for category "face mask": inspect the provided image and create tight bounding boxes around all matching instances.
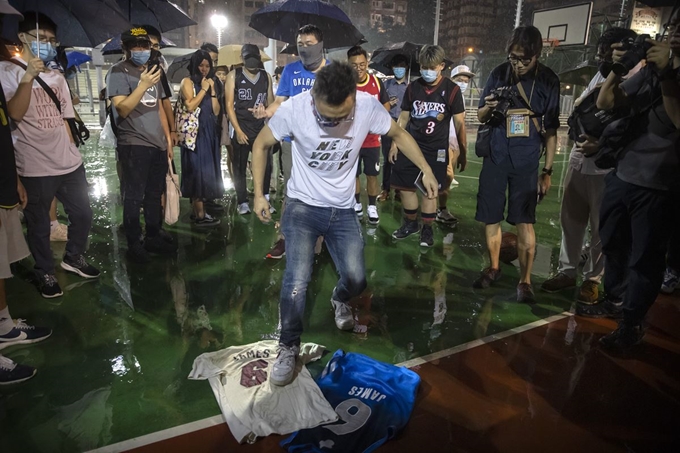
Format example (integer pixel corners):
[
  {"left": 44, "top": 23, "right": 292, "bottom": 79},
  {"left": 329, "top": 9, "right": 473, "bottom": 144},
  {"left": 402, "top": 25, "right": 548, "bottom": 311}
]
[
  {"left": 130, "top": 50, "right": 151, "bottom": 66},
  {"left": 393, "top": 67, "right": 406, "bottom": 79},
  {"left": 455, "top": 81, "right": 468, "bottom": 93},
  {"left": 420, "top": 69, "right": 439, "bottom": 83},
  {"left": 298, "top": 41, "right": 324, "bottom": 71},
  {"left": 30, "top": 41, "right": 57, "bottom": 63},
  {"left": 598, "top": 61, "right": 613, "bottom": 78}
]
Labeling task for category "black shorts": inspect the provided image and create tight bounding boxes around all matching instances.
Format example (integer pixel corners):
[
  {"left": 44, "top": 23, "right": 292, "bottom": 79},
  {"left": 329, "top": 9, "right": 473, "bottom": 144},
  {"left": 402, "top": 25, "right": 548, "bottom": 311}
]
[
  {"left": 475, "top": 157, "right": 539, "bottom": 225},
  {"left": 356, "top": 147, "right": 381, "bottom": 177},
  {"left": 390, "top": 147, "right": 448, "bottom": 192}
]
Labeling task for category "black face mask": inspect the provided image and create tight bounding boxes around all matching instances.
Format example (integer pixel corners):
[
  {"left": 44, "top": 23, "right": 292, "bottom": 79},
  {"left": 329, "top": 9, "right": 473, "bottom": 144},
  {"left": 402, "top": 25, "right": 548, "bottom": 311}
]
[{"left": 598, "top": 61, "right": 613, "bottom": 78}]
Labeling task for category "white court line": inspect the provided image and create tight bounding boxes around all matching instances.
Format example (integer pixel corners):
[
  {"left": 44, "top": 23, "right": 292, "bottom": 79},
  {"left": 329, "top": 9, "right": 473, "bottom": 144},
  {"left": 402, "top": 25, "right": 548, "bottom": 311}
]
[{"left": 85, "top": 311, "right": 572, "bottom": 453}]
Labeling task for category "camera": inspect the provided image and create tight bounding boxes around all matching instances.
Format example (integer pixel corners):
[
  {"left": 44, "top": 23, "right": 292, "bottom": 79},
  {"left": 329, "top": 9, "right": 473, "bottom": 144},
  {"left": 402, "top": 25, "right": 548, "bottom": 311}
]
[
  {"left": 612, "top": 34, "right": 652, "bottom": 76},
  {"left": 489, "top": 86, "right": 516, "bottom": 123}
]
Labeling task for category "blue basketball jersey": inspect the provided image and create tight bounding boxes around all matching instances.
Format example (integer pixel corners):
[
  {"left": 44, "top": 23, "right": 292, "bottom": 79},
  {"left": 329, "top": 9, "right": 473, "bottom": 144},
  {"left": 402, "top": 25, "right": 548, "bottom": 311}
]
[{"left": 281, "top": 350, "right": 420, "bottom": 453}]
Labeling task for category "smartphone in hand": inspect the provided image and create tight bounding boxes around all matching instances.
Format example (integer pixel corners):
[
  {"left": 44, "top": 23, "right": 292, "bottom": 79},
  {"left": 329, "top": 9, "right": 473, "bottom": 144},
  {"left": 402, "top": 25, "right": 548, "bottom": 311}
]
[{"left": 414, "top": 171, "right": 428, "bottom": 196}]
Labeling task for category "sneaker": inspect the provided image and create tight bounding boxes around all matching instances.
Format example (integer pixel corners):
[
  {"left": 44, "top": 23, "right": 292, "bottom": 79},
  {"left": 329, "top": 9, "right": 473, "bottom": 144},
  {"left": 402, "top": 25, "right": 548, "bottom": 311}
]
[
  {"left": 269, "top": 204, "right": 277, "bottom": 215},
  {"left": 435, "top": 208, "right": 458, "bottom": 225},
  {"left": 577, "top": 280, "right": 599, "bottom": 304},
  {"left": 158, "top": 229, "right": 174, "bottom": 243},
  {"left": 354, "top": 203, "right": 363, "bottom": 219},
  {"left": 144, "top": 235, "right": 177, "bottom": 254},
  {"left": 472, "top": 267, "right": 502, "bottom": 289},
  {"left": 376, "top": 190, "right": 390, "bottom": 202},
  {"left": 392, "top": 219, "right": 420, "bottom": 239},
  {"left": 127, "top": 241, "right": 151, "bottom": 264},
  {"left": 517, "top": 283, "right": 535, "bottom": 303},
  {"left": 450, "top": 178, "right": 459, "bottom": 186},
  {"left": 237, "top": 203, "right": 251, "bottom": 215},
  {"left": 661, "top": 267, "right": 679, "bottom": 294},
  {"left": 0, "top": 320, "right": 52, "bottom": 350},
  {"left": 266, "top": 239, "right": 286, "bottom": 259},
  {"left": 271, "top": 344, "right": 299, "bottom": 386},
  {"left": 39, "top": 274, "right": 63, "bottom": 299},
  {"left": 331, "top": 298, "right": 355, "bottom": 331},
  {"left": 576, "top": 296, "right": 623, "bottom": 319},
  {"left": 0, "top": 355, "right": 36, "bottom": 385},
  {"left": 60, "top": 255, "right": 100, "bottom": 279},
  {"left": 540, "top": 272, "right": 576, "bottom": 293},
  {"left": 49, "top": 223, "right": 68, "bottom": 242},
  {"left": 420, "top": 224, "right": 434, "bottom": 247},
  {"left": 599, "top": 323, "right": 644, "bottom": 350},
  {"left": 194, "top": 213, "right": 221, "bottom": 227},
  {"left": 367, "top": 205, "right": 379, "bottom": 225}
]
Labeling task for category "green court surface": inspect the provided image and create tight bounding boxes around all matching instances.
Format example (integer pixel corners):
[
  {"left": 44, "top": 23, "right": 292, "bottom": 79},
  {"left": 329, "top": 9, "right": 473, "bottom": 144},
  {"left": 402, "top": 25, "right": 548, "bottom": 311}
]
[{"left": 1, "top": 131, "right": 577, "bottom": 451}]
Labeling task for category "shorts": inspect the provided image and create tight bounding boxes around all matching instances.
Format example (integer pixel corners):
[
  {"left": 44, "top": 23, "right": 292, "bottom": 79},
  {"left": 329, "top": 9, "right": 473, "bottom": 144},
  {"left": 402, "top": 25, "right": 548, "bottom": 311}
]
[
  {"left": 475, "top": 157, "right": 539, "bottom": 225},
  {"left": 391, "top": 147, "right": 448, "bottom": 192},
  {"left": 0, "top": 207, "right": 30, "bottom": 279},
  {"left": 355, "top": 147, "right": 381, "bottom": 177}
]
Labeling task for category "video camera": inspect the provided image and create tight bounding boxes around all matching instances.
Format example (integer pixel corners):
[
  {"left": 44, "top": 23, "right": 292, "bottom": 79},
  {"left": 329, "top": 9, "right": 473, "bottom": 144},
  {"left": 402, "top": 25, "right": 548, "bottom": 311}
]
[{"left": 612, "top": 34, "right": 652, "bottom": 76}]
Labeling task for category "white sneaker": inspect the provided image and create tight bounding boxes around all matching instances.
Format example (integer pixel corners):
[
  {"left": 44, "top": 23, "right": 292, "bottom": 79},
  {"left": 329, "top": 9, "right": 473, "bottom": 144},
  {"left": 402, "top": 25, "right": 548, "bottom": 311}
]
[
  {"left": 450, "top": 178, "right": 459, "bottom": 186},
  {"left": 661, "top": 268, "right": 679, "bottom": 294},
  {"left": 50, "top": 223, "right": 68, "bottom": 242},
  {"left": 331, "top": 298, "right": 355, "bottom": 331},
  {"left": 237, "top": 202, "right": 251, "bottom": 215},
  {"left": 354, "top": 203, "right": 363, "bottom": 218},
  {"left": 367, "top": 205, "right": 379, "bottom": 225},
  {"left": 271, "top": 344, "right": 299, "bottom": 386},
  {"left": 436, "top": 208, "right": 458, "bottom": 224},
  {"left": 269, "top": 204, "right": 277, "bottom": 214}
]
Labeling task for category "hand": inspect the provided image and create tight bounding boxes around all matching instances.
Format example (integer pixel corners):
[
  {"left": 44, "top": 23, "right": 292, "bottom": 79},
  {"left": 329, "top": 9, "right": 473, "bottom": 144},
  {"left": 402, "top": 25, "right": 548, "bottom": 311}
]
[
  {"left": 389, "top": 97, "right": 398, "bottom": 106},
  {"left": 208, "top": 78, "right": 215, "bottom": 88},
  {"left": 421, "top": 170, "right": 439, "bottom": 199},
  {"left": 249, "top": 104, "right": 269, "bottom": 119},
  {"left": 484, "top": 94, "right": 499, "bottom": 110},
  {"left": 457, "top": 152, "right": 467, "bottom": 172},
  {"left": 140, "top": 66, "right": 161, "bottom": 90},
  {"left": 200, "top": 77, "right": 211, "bottom": 93},
  {"left": 645, "top": 39, "right": 672, "bottom": 71},
  {"left": 538, "top": 173, "right": 552, "bottom": 198},
  {"left": 23, "top": 57, "right": 45, "bottom": 81},
  {"left": 253, "top": 195, "right": 271, "bottom": 224},
  {"left": 17, "top": 179, "right": 27, "bottom": 209},
  {"left": 171, "top": 131, "right": 180, "bottom": 147},
  {"left": 236, "top": 130, "right": 249, "bottom": 145},
  {"left": 575, "top": 133, "right": 598, "bottom": 156},
  {"left": 388, "top": 142, "right": 399, "bottom": 163},
  {"left": 611, "top": 43, "right": 626, "bottom": 64}
]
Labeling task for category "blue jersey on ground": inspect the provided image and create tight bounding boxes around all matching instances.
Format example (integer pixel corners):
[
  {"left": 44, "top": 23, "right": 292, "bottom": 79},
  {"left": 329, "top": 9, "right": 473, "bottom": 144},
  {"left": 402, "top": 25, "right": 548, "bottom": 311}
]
[{"left": 281, "top": 350, "right": 420, "bottom": 453}]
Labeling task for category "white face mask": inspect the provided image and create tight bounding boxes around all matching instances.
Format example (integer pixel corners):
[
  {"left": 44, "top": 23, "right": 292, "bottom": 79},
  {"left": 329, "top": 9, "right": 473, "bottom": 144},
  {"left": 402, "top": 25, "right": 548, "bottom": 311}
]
[{"left": 455, "top": 81, "right": 468, "bottom": 93}]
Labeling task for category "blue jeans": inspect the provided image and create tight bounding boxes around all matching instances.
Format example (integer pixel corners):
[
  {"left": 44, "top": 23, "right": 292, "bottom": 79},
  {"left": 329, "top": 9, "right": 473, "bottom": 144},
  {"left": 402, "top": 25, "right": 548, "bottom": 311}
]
[{"left": 279, "top": 198, "right": 366, "bottom": 346}]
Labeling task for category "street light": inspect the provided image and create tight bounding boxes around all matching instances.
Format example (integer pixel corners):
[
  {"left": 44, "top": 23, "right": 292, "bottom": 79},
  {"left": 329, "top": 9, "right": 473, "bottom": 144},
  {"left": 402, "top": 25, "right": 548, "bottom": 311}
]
[
  {"left": 211, "top": 14, "right": 228, "bottom": 48},
  {"left": 467, "top": 47, "right": 474, "bottom": 53}
]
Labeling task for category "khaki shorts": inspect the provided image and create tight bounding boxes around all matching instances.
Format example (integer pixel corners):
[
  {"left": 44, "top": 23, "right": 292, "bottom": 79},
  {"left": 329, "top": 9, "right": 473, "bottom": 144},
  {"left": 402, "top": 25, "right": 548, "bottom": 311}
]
[{"left": 0, "top": 207, "right": 30, "bottom": 279}]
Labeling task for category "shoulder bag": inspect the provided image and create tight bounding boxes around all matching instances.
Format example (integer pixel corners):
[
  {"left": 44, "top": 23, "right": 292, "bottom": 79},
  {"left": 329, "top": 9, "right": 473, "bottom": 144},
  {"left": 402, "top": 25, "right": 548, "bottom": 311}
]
[{"left": 175, "top": 83, "right": 201, "bottom": 151}]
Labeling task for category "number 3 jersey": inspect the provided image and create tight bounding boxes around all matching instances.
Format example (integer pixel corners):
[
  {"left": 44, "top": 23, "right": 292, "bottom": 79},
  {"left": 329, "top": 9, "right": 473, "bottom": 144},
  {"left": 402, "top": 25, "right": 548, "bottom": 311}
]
[
  {"left": 281, "top": 350, "right": 421, "bottom": 453},
  {"left": 189, "top": 341, "right": 338, "bottom": 443}
]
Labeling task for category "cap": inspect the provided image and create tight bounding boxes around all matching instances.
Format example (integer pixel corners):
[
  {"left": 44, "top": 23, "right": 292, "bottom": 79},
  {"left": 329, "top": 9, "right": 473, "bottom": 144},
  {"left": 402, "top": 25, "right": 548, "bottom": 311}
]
[
  {"left": 121, "top": 27, "right": 151, "bottom": 43},
  {"left": 450, "top": 65, "right": 475, "bottom": 79},
  {"left": 241, "top": 44, "right": 261, "bottom": 60},
  {"left": 0, "top": 0, "right": 22, "bottom": 18}
]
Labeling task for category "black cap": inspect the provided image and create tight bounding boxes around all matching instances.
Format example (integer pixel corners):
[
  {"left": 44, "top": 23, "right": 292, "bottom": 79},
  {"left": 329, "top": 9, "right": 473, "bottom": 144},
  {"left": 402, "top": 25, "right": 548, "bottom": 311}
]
[
  {"left": 121, "top": 27, "right": 151, "bottom": 44},
  {"left": 241, "top": 44, "right": 261, "bottom": 60}
]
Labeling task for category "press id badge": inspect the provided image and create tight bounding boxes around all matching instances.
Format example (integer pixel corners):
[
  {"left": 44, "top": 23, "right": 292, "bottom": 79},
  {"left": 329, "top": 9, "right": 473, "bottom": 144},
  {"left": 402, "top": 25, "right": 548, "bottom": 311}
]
[
  {"left": 506, "top": 108, "right": 532, "bottom": 138},
  {"left": 437, "top": 149, "right": 446, "bottom": 162}
]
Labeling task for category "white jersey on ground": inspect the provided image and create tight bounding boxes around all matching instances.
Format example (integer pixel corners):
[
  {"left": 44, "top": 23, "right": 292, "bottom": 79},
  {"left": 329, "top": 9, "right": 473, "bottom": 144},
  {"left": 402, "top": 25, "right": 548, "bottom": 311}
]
[{"left": 188, "top": 340, "right": 338, "bottom": 443}]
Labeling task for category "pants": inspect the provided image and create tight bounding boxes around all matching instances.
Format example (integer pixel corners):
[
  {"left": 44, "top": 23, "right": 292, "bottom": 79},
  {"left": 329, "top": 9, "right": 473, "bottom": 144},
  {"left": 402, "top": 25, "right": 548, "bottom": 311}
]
[
  {"left": 232, "top": 140, "right": 272, "bottom": 205},
  {"left": 279, "top": 198, "right": 366, "bottom": 346},
  {"left": 20, "top": 164, "right": 92, "bottom": 275},
  {"left": 557, "top": 166, "right": 607, "bottom": 283},
  {"left": 118, "top": 145, "right": 168, "bottom": 245},
  {"left": 667, "top": 202, "right": 680, "bottom": 271},
  {"left": 600, "top": 173, "right": 674, "bottom": 325},
  {"left": 281, "top": 140, "right": 293, "bottom": 198}
]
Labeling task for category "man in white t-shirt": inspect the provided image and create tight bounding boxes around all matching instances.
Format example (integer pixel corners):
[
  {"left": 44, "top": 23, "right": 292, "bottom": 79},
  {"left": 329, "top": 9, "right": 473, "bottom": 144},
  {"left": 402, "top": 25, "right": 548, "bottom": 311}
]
[{"left": 251, "top": 62, "right": 438, "bottom": 386}]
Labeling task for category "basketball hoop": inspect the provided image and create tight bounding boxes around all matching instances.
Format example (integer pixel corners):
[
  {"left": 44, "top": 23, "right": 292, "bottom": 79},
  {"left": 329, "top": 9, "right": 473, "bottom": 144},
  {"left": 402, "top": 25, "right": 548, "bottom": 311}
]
[{"left": 542, "top": 39, "right": 560, "bottom": 57}]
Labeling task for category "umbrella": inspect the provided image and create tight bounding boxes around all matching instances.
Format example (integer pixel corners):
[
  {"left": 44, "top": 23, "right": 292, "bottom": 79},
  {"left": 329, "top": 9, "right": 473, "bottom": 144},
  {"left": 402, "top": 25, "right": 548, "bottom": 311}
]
[
  {"left": 280, "top": 36, "right": 366, "bottom": 54},
  {"left": 369, "top": 42, "right": 454, "bottom": 76},
  {"left": 101, "top": 34, "right": 176, "bottom": 55},
  {"left": 637, "top": 0, "right": 678, "bottom": 6},
  {"left": 559, "top": 60, "right": 599, "bottom": 86},
  {"left": 249, "top": 0, "right": 364, "bottom": 50},
  {"left": 1, "top": 0, "right": 132, "bottom": 47},
  {"left": 65, "top": 50, "right": 91, "bottom": 69},
  {"left": 114, "top": 0, "right": 196, "bottom": 32},
  {"left": 166, "top": 52, "right": 191, "bottom": 83},
  {"left": 218, "top": 44, "right": 271, "bottom": 67}
]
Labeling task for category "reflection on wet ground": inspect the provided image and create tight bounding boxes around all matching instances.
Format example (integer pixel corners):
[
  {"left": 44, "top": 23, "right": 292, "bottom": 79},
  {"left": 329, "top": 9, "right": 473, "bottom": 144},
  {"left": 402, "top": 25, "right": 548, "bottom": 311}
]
[{"left": 3, "top": 131, "right": 672, "bottom": 452}]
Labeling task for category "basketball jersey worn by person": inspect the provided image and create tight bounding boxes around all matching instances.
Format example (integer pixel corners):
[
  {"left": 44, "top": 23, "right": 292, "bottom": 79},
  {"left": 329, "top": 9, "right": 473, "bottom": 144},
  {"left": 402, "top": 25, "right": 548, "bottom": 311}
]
[
  {"left": 233, "top": 68, "right": 269, "bottom": 139},
  {"left": 189, "top": 341, "right": 338, "bottom": 444},
  {"left": 281, "top": 350, "right": 421, "bottom": 453},
  {"left": 402, "top": 77, "right": 464, "bottom": 156},
  {"left": 356, "top": 74, "right": 390, "bottom": 148}
]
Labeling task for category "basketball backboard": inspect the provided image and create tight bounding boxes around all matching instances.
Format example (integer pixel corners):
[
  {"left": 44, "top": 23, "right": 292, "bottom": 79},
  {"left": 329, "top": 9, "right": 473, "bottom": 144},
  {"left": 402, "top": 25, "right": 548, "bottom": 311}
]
[{"left": 532, "top": 2, "right": 593, "bottom": 47}]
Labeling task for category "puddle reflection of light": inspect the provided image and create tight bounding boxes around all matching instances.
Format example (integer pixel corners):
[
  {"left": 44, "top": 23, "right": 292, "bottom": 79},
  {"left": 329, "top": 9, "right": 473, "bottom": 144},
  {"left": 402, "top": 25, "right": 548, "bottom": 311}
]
[
  {"left": 110, "top": 355, "right": 127, "bottom": 376},
  {"left": 91, "top": 177, "right": 109, "bottom": 200}
]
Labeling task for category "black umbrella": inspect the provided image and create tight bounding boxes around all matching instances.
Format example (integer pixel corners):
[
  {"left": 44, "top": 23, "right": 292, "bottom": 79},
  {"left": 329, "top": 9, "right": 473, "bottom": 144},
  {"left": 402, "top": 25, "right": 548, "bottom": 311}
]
[
  {"left": 1, "top": 0, "right": 132, "bottom": 47},
  {"left": 369, "top": 42, "right": 454, "bottom": 76},
  {"left": 114, "top": 0, "right": 196, "bottom": 33},
  {"left": 637, "top": 0, "right": 678, "bottom": 6},
  {"left": 166, "top": 52, "right": 192, "bottom": 83},
  {"left": 249, "top": 0, "right": 364, "bottom": 50},
  {"left": 280, "top": 37, "right": 366, "bottom": 55},
  {"left": 102, "top": 33, "right": 176, "bottom": 55},
  {"left": 559, "top": 60, "right": 599, "bottom": 86}
]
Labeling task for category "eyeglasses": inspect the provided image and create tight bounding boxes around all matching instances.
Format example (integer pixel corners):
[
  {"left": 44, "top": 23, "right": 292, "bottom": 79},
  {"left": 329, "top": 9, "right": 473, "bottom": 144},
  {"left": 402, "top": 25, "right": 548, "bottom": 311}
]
[
  {"left": 312, "top": 98, "right": 355, "bottom": 128},
  {"left": 507, "top": 54, "right": 533, "bottom": 66},
  {"left": 351, "top": 62, "right": 367, "bottom": 70},
  {"left": 25, "top": 32, "right": 59, "bottom": 47}
]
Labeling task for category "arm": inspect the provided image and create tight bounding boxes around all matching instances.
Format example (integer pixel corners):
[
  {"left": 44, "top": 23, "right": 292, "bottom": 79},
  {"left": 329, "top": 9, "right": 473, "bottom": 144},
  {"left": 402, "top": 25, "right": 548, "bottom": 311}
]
[
  {"left": 181, "top": 77, "right": 210, "bottom": 112},
  {"left": 252, "top": 125, "right": 280, "bottom": 223},
  {"left": 162, "top": 97, "right": 178, "bottom": 145},
  {"left": 266, "top": 73, "right": 274, "bottom": 105},
  {"left": 596, "top": 71, "right": 626, "bottom": 110},
  {"left": 225, "top": 71, "right": 249, "bottom": 145},
  {"left": 453, "top": 112, "right": 467, "bottom": 171},
  {"left": 159, "top": 100, "right": 174, "bottom": 160},
  {"left": 208, "top": 79, "right": 220, "bottom": 116},
  {"left": 378, "top": 78, "right": 391, "bottom": 111},
  {"left": 646, "top": 39, "right": 680, "bottom": 128},
  {"left": 7, "top": 57, "right": 46, "bottom": 122},
  {"left": 386, "top": 121, "right": 437, "bottom": 199},
  {"left": 538, "top": 129, "right": 557, "bottom": 197},
  {"left": 112, "top": 66, "right": 162, "bottom": 119}
]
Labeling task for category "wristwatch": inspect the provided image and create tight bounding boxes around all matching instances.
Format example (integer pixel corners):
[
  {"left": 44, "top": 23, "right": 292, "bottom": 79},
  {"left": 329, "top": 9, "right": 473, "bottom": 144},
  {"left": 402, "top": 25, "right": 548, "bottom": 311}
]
[{"left": 542, "top": 167, "right": 553, "bottom": 176}]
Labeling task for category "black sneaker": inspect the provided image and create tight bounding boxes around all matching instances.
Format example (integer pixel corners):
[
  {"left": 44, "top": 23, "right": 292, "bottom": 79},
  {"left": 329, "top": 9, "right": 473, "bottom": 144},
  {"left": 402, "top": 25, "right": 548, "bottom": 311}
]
[
  {"left": 158, "top": 229, "right": 174, "bottom": 243},
  {"left": 576, "top": 296, "right": 623, "bottom": 319},
  {"left": 61, "top": 255, "right": 100, "bottom": 279},
  {"left": 144, "top": 235, "right": 177, "bottom": 254},
  {"left": 392, "top": 220, "right": 420, "bottom": 239},
  {"left": 599, "top": 323, "right": 644, "bottom": 350},
  {"left": 0, "top": 320, "right": 52, "bottom": 350},
  {"left": 39, "top": 274, "right": 63, "bottom": 299},
  {"left": 194, "top": 213, "right": 221, "bottom": 227},
  {"left": 419, "top": 224, "right": 434, "bottom": 247},
  {"left": 0, "top": 355, "right": 36, "bottom": 385},
  {"left": 127, "top": 241, "right": 151, "bottom": 264}
]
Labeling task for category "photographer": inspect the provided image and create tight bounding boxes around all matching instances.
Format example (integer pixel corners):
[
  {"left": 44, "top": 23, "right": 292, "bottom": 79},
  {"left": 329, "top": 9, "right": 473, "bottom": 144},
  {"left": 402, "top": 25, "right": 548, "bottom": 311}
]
[
  {"left": 473, "top": 26, "right": 560, "bottom": 303},
  {"left": 582, "top": 13, "right": 680, "bottom": 350}
]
